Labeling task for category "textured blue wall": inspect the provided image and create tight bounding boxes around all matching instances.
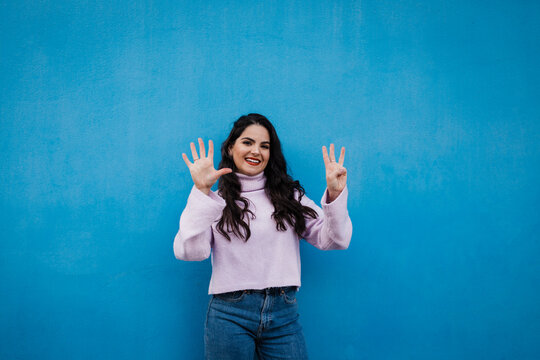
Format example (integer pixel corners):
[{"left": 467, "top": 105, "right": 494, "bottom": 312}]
[{"left": 1, "top": 1, "right": 539, "bottom": 359}]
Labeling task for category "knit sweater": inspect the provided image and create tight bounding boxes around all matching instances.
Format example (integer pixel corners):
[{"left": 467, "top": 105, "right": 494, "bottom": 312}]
[{"left": 173, "top": 172, "right": 352, "bottom": 294}]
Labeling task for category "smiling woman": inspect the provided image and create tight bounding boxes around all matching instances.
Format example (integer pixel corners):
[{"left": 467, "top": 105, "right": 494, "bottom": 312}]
[
  {"left": 174, "top": 113, "right": 352, "bottom": 360},
  {"left": 228, "top": 124, "right": 270, "bottom": 176}
]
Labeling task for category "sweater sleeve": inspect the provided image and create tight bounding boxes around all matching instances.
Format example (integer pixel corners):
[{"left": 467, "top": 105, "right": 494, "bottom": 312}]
[
  {"left": 300, "top": 186, "right": 353, "bottom": 250},
  {"left": 173, "top": 186, "right": 226, "bottom": 261}
]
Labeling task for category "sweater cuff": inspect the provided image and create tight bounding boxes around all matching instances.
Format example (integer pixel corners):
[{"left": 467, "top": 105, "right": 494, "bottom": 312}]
[
  {"left": 321, "top": 186, "right": 348, "bottom": 208},
  {"left": 189, "top": 186, "right": 226, "bottom": 212}
]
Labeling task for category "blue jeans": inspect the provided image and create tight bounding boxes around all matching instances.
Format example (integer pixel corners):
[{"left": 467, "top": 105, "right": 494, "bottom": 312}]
[{"left": 204, "top": 286, "right": 308, "bottom": 360}]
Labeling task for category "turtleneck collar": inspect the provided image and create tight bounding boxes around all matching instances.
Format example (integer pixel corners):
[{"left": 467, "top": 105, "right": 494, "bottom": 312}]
[{"left": 236, "top": 172, "right": 266, "bottom": 192}]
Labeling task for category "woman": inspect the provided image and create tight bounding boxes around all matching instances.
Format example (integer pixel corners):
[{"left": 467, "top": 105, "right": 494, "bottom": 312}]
[{"left": 174, "top": 113, "right": 352, "bottom": 359}]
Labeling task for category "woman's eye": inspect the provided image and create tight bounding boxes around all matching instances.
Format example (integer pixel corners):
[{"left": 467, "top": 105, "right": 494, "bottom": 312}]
[
  {"left": 262, "top": 145, "right": 269, "bottom": 149},
  {"left": 243, "top": 141, "right": 251, "bottom": 145}
]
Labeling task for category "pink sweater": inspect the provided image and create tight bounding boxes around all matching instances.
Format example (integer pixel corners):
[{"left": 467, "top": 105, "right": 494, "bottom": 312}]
[{"left": 173, "top": 172, "right": 352, "bottom": 294}]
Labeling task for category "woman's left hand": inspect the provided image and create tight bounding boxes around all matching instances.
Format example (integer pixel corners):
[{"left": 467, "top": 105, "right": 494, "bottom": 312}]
[{"left": 322, "top": 144, "right": 347, "bottom": 202}]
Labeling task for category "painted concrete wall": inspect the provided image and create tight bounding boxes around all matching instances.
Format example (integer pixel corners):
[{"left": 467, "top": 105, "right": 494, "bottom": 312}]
[{"left": 1, "top": 1, "right": 539, "bottom": 359}]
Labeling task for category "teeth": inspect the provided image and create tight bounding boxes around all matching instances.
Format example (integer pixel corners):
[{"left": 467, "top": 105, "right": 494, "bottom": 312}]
[{"left": 246, "top": 158, "right": 261, "bottom": 164}]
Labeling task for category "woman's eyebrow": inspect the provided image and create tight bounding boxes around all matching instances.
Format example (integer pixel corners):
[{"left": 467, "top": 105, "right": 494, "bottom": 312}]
[{"left": 240, "top": 137, "right": 270, "bottom": 144}]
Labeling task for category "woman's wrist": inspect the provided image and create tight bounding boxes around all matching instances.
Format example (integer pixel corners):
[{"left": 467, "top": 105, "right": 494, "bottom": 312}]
[
  {"left": 327, "top": 189, "right": 342, "bottom": 203},
  {"left": 196, "top": 185, "right": 211, "bottom": 195}
]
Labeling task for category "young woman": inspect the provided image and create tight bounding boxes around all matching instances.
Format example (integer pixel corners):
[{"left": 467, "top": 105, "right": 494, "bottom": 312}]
[{"left": 174, "top": 113, "right": 352, "bottom": 360}]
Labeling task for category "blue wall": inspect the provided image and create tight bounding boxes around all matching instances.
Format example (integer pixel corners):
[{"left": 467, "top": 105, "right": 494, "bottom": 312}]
[{"left": 1, "top": 1, "right": 539, "bottom": 359}]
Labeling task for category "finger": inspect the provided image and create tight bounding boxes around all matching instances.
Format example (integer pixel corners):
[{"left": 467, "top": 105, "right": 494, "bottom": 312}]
[
  {"left": 208, "top": 139, "right": 214, "bottom": 160},
  {"left": 198, "top": 138, "right": 206, "bottom": 158},
  {"left": 338, "top": 147, "right": 346, "bottom": 166},
  {"left": 182, "top": 153, "right": 192, "bottom": 168},
  {"left": 329, "top": 143, "right": 336, "bottom": 162},
  {"left": 190, "top": 142, "right": 199, "bottom": 161},
  {"left": 322, "top": 146, "right": 330, "bottom": 166},
  {"left": 328, "top": 165, "right": 346, "bottom": 177}
]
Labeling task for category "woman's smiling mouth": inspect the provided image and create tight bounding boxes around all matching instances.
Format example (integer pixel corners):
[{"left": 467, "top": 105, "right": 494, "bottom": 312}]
[{"left": 245, "top": 157, "right": 261, "bottom": 166}]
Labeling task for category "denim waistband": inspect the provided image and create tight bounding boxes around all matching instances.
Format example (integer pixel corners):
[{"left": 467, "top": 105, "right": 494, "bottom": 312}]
[{"left": 244, "top": 286, "right": 298, "bottom": 295}]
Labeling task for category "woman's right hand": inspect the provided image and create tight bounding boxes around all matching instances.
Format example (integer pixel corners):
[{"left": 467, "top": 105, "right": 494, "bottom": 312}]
[{"left": 182, "top": 138, "right": 232, "bottom": 195}]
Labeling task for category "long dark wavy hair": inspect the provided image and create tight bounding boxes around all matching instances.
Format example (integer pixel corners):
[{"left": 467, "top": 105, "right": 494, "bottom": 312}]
[{"left": 216, "top": 113, "right": 318, "bottom": 241}]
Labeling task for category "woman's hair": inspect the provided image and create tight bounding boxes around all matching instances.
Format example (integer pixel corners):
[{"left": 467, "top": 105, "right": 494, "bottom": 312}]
[{"left": 216, "top": 113, "right": 318, "bottom": 241}]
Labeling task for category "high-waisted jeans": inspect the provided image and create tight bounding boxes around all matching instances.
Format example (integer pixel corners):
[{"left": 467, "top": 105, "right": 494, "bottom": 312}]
[{"left": 204, "top": 286, "right": 308, "bottom": 360}]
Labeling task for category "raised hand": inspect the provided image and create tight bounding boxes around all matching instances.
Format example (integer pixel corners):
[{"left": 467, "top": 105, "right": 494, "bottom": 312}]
[
  {"left": 182, "top": 138, "right": 232, "bottom": 195},
  {"left": 322, "top": 144, "right": 347, "bottom": 202}
]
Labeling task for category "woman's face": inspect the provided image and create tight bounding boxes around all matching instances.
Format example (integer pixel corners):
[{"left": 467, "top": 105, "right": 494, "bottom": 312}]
[{"left": 229, "top": 124, "right": 271, "bottom": 176}]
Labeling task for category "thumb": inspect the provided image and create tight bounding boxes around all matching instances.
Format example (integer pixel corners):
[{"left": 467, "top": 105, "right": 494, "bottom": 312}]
[{"left": 215, "top": 168, "right": 233, "bottom": 178}]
